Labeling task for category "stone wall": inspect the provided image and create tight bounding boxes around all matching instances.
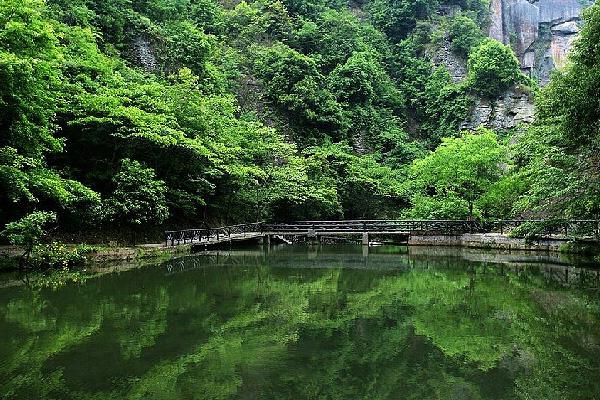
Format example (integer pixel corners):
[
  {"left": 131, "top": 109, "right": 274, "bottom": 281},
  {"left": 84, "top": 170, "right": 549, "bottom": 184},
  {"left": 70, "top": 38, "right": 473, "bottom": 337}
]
[
  {"left": 132, "top": 36, "right": 158, "bottom": 72},
  {"left": 409, "top": 233, "right": 569, "bottom": 251}
]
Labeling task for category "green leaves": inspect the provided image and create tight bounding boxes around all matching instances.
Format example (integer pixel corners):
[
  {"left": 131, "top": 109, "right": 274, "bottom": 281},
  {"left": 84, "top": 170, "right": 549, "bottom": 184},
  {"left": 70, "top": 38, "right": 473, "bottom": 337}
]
[
  {"left": 367, "top": 0, "right": 437, "bottom": 42},
  {"left": 467, "top": 38, "right": 523, "bottom": 99},
  {"left": 254, "top": 42, "right": 346, "bottom": 141},
  {"left": 449, "top": 13, "right": 484, "bottom": 57},
  {"left": 1, "top": 211, "right": 56, "bottom": 256},
  {"left": 408, "top": 128, "right": 506, "bottom": 219},
  {"left": 105, "top": 159, "right": 169, "bottom": 226}
]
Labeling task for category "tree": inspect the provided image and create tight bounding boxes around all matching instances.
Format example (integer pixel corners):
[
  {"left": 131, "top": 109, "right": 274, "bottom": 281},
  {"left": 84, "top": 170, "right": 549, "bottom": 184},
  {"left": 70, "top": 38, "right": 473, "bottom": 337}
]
[
  {"left": 303, "top": 142, "right": 405, "bottom": 218},
  {"left": 159, "top": 21, "right": 215, "bottom": 76},
  {"left": 449, "top": 13, "right": 483, "bottom": 57},
  {"left": 0, "top": 0, "right": 102, "bottom": 229},
  {"left": 293, "top": 10, "right": 386, "bottom": 72},
  {"left": 367, "top": 0, "right": 436, "bottom": 42},
  {"left": 0, "top": 0, "right": 62, "bottom": 158},
  {"left": 1, "top": 211, "right": 56, "bottom": 267},
  {"left": 421, "top": 67, "right": 474, "bottom": 147},
  {"left": 408, "top": 128, "right": 506, "bottom": 219},
  {"left": 467, "top": 38, "right": 522, "bottom": 99},
  {"left": 254, "top": 42, "right": 346, "bottom": 142},
  {"left": 105, "top": 159, "right": 169, "bottom": 228}
]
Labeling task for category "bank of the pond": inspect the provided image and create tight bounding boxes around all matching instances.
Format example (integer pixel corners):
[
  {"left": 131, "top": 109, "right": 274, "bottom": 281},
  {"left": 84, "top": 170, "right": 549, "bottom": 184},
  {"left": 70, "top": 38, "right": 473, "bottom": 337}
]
[
  {"left": 86, "top": 243, "right": 191, "bottom": 263},
  {"left": 2, "top": 232, "right": 599, "bottom": 272},
  {"left": 0, "top": 243, "right": 192, "bottom": 271},
  {"left": 408, "top": 233, "right": 600, "bottom": 255}
]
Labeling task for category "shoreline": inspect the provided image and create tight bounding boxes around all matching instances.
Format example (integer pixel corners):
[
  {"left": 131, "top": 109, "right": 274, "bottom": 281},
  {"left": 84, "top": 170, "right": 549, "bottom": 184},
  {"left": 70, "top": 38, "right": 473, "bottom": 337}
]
[
  {"left": 1, "top": 233, "right": 599, "bottom": 271},
  {"left": 407, "top": 233, "right": 574, "bottom": 252}
]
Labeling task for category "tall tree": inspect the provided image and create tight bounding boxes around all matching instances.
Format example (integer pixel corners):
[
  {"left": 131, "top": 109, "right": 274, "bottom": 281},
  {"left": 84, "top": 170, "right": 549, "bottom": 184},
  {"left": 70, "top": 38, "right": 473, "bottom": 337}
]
[{"left": 408, "top": 128, "right": 505, "bottom": 219}]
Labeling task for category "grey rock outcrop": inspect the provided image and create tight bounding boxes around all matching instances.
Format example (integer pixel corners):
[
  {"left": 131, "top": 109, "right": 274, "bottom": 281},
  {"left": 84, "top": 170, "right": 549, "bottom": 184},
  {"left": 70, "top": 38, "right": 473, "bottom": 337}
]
[
  {"left": 460, "top": 0, "right": 590, "bottom": 130},
  {"left": 461, "top": 87, "right": 535, "bottom": 130},
  {"left": 132, "top": 36, "right": 158, "bottom": 72},
  {"left": 429, "top": 38, "right": 468, "bottom": 82},
  {"left": 489, "top": 0, "right": 591, "bottom": 84}
]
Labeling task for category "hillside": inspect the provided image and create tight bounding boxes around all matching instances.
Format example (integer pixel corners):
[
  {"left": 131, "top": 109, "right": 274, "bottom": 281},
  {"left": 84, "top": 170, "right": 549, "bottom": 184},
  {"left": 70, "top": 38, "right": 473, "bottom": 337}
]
[{"left": 1, "top": 0, "right": 599, "bottom": 242}]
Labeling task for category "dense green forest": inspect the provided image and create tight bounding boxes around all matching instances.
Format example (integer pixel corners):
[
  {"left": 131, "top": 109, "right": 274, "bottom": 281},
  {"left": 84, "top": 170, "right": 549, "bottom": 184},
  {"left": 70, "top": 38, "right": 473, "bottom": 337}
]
[{"left": 1, "top": 0, "right": 599, "bottom": 243}]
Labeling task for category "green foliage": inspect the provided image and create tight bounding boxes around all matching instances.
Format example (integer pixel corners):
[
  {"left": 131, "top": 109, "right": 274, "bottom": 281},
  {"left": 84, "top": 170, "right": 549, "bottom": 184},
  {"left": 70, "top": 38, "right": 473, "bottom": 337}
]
[
  {"left": 420, "top": 67, "right": 474, "bottom": 146},
  {"left": 302, "top": 142, "right": 405, "bottom": 218},
  {"left": 1, "top": 211, "right": 56, "bottom": 251},
  {"left": 0, "top": 0, "right": 62, "bottom": 157},
  {"left": 159, "top": 21, "right": 215, "bottom": 76},
  {"left": 407, "top": 128, "right": 506, "bottom": 219},
  {"left": 294, "top": 10, "right": 387, "bottom": 72},
  {"left": 1, "top": 211, "right": 60, "bottom": 268},
  {"left": 4, "top": 0, "right": 586, "bottom": 237},
  {"left": 254, "top": 42, "right": 346, "bottom": 143},
  {"left": 105, "top": 159, "right": 169, "bottom": 227},
  {"left": 476, "top": 173, "right": 527, "bottom": 218},
  {"left": 449, "top": 13, "right": 484, "bottom": 57},
  {"left": 467, "top": 38, "right": 522, "bottom": 99},
  {"left": 367, "top": 0, "right": 437, "bottom": 42},
  {"left": 28, "top": 242, "right": 88, "bottom": 270}
]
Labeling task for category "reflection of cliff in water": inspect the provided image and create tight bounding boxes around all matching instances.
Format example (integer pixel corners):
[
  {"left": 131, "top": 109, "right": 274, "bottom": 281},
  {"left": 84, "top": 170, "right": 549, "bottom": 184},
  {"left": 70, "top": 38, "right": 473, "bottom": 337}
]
[{"left": 162, "top": 245, "right": 600, "bottom": 289}]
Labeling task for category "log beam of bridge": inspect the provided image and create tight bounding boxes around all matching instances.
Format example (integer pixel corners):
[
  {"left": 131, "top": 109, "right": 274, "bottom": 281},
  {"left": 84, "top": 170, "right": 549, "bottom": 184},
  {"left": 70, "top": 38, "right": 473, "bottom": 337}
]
[{"left": 164, "top": 219, "right": 600, "bottom": 247}]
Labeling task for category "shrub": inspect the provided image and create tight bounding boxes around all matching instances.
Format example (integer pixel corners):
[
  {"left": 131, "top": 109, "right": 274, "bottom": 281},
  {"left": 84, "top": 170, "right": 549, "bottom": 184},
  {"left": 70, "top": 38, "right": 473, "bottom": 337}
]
[
  {"left": 449, "top": 14, "right": 484, "bottom": 57},
  {"left": 105, "top": 159, "right": 169, "bottom": 228},
  {"left": 467, "top": 38, "right": 522, "bottom": 99},
  {"left": 29, "top": 242, "right": 87, "bottom": 270},
  {"left": 1, "top": 211, "right": 56, "bottom": 266}
]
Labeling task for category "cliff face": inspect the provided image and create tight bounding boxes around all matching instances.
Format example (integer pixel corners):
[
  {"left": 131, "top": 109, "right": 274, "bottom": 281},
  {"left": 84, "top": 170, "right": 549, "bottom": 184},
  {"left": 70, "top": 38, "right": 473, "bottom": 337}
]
[
  {"left": 460, "top": 0, "right": 591, "bottom": 130},
  {"left": 489, "top": 0, "right": 590, "bottom": 84}
]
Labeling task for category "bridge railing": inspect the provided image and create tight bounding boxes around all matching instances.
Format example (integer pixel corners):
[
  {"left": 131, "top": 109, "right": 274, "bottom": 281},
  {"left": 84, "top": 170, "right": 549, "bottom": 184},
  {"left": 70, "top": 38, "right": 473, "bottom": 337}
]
[
  {"left": 264, "top": 220, "right": 482, "bottom": 234},
  {"left": 165, "top": 219, "right": 600, "bottom": 246},
  {"left": 165, "top": 222, "right": 264, "bottom": 246},
  {"left": 266, "top": 219, "right": 600, "bottom": 236}
]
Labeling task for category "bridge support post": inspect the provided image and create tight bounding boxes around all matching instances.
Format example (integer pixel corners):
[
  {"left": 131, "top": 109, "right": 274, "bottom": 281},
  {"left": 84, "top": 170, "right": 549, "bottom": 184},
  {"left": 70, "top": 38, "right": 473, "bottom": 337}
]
[{"left": 362, "top": 232, "right": 369, "bottom": 246}]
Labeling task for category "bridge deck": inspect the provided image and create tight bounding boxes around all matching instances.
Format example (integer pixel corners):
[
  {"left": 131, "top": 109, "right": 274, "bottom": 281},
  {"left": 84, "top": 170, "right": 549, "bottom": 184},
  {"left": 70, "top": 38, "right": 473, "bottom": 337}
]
[{"left": 165, "top": 220, "right": 600, "bottom": 247}]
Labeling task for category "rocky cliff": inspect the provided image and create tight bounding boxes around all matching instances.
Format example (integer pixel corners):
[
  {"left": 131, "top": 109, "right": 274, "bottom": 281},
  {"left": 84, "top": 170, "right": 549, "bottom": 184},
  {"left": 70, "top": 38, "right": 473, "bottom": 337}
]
[
  {"left": 489, "top": 0, "right": 591, "bottom": 84},
  {"left": 459, "top": 0, "right": 592, "bottom": 130}
]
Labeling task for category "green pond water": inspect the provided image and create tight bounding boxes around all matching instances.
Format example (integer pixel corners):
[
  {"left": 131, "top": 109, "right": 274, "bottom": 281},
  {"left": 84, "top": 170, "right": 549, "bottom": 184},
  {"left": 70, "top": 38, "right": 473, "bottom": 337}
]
[{"left": 1, "top": 245, "right": 600, "bottom": 400}]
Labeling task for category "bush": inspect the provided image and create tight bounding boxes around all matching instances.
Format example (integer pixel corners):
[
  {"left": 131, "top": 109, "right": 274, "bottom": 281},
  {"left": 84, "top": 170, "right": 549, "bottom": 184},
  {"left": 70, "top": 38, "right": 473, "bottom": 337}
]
[
  {"left": 467, "top": 38, "right": 522, "bottom": 99},
  {"left": 1, "top": 211, "right": 57, "bottom": 266},
  {"left": 508, "top": 220, "right": 566, "bottom": 241},
  {"left": 1, "top": 212, "right": 89, "bottom": 269},
  {"left": 29, "top": 242, "right": 87, "bottom": 270},
  {"left": 449, "top": 14, "right": 483, "bottom": 57},
  {"left": 105, "top": 159, "right": 169, "bottom": 228}
]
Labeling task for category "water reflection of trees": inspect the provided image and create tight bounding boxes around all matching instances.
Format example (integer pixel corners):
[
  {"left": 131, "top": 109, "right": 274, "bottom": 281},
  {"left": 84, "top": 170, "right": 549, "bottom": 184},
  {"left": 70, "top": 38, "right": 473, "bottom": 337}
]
[{"left": 0, "top": 246, "right": 599, "bottom": 399}]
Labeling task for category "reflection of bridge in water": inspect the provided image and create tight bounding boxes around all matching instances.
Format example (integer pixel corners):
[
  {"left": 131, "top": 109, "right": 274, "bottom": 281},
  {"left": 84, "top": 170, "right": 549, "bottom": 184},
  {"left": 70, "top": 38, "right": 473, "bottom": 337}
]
[{"left": 162, "top": 245, "right": 600, "bottom": 289}]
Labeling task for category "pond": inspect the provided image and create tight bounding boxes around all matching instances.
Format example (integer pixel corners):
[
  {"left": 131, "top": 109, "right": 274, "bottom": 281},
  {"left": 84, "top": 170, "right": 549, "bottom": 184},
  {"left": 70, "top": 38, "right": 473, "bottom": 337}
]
[{"left": 1, "top": 245, "right": 600, "bottom": 399}]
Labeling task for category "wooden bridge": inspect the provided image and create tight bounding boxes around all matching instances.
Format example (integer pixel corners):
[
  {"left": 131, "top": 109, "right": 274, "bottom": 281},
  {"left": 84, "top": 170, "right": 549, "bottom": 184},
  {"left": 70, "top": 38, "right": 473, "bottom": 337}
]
[{"left": 164, "top": 219, "right": 600, "bottom": 247}]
